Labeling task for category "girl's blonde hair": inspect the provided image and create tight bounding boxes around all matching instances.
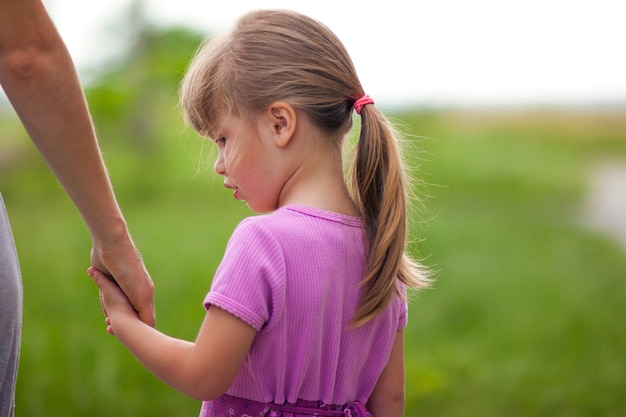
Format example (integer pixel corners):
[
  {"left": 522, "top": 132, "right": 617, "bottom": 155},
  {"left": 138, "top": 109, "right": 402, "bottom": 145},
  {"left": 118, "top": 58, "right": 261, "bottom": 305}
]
[{"left": 180, "top": 9, "right": 430, "bottom": 327}]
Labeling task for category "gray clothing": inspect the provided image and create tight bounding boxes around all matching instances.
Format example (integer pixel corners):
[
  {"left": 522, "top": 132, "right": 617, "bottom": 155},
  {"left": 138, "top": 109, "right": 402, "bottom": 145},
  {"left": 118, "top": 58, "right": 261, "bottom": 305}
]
[{"left": 0, "top": 193, "right": 22, "bottom": 417}]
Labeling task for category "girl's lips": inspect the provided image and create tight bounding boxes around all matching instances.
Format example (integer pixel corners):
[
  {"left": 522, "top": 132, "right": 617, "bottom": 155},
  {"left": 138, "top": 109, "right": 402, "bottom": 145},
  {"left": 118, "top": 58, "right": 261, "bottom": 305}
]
[{"left": 224, "top": 183, "right": 240, "bottom": 200}]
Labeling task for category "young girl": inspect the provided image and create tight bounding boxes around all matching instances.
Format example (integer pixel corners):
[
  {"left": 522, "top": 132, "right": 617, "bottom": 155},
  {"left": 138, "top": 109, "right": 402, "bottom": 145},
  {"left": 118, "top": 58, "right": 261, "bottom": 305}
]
[{"left": 89, "top": 9, "right": 430, "bottom": 417}]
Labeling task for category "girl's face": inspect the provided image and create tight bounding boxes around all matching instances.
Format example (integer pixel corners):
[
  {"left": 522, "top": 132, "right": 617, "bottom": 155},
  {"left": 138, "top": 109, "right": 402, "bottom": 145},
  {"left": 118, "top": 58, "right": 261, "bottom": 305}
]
[{"left": 212, "top": 113, "right": 289, "bottom": 213}]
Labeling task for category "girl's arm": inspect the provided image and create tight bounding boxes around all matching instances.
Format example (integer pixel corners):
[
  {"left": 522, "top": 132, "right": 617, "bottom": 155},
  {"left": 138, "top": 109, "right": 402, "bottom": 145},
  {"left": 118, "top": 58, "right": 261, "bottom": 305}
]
[
  {"left": 367, "top": 330, "right": 406, "bottom": 417},
  {"left": 89, "top": 266, "right": 256, "bottom": 400},
  {"left": 0, "top": 0, "right": 155, "bottom": 325}
]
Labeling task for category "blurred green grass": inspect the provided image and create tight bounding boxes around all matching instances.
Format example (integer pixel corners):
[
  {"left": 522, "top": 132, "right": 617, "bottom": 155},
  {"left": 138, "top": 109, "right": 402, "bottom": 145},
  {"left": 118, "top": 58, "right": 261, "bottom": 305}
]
[{"left": 2, "top": 107, "right": 625, "bottom": 417}]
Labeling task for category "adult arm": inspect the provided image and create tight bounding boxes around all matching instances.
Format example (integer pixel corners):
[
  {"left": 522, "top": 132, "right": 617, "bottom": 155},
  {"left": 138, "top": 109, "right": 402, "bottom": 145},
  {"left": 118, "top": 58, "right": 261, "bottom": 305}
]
[
  {"left": 367, "top": 330, "right": 406, "bottom": 417},
  {"left": 0, "top": 0, "right": 155, "bottom": 325},
  {"left": 89, "top": 266, "right": 256, "bottom": 400}
]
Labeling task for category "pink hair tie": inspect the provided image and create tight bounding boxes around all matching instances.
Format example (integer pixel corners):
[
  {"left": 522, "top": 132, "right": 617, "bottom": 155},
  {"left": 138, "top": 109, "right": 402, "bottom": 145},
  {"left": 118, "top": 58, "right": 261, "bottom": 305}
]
[{"left": 353, "top": 94, "right": 374, "bottom": 115}]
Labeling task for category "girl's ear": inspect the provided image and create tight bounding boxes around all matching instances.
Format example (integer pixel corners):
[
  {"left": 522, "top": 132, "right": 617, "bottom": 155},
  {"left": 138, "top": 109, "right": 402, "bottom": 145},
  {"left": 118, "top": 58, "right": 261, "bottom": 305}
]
[{"left": 266, "top": 102, "right": 297, "bottom": 148}]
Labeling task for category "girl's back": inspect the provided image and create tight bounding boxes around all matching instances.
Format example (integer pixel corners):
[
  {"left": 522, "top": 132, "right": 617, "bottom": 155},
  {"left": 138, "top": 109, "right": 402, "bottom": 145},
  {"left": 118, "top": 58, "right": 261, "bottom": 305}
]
[{"left": 205, "top": 205, "right": 407, "bottom": 405}]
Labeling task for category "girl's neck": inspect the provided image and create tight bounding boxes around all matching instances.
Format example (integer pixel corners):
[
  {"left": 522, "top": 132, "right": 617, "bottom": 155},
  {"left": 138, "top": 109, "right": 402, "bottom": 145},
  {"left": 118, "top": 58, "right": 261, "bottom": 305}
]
[
  {"left": 276, "top": 128, "right": 358, "bottom": 217},
  {"left": 279, "top": 176, "right": 358, "bottom": 217}
]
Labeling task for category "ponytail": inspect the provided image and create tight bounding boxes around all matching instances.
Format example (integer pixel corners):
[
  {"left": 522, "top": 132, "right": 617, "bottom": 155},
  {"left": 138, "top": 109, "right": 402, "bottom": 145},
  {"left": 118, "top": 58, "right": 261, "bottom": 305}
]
[{"left": 350, "top": 103, "right": 430, "bottom": 327}]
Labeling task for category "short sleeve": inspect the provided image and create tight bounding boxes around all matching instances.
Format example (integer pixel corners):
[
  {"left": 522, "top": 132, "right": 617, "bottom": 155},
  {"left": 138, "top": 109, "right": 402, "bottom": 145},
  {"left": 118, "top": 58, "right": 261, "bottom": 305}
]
[{"left": 204, "top": 218, "right": 286, "bottom": 332}]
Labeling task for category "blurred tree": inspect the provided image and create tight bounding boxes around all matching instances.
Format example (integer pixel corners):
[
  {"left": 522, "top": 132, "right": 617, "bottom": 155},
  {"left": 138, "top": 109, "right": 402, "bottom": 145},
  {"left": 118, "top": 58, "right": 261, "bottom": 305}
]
[
  {"left": 73, "top": 1, "right": 212, "bottom": 199},
  {"left": 85, "top": 0, "right": 205, "bottom": 150},
  {"left": 1, "top": 2, "right": 207, "bottom": 199}
]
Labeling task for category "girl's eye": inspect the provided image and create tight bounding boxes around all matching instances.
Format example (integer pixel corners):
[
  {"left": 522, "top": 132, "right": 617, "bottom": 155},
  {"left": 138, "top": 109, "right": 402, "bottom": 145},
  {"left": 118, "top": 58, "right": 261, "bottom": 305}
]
[{"left": 215, "top": 137, "right": 226, "bottom": 146}]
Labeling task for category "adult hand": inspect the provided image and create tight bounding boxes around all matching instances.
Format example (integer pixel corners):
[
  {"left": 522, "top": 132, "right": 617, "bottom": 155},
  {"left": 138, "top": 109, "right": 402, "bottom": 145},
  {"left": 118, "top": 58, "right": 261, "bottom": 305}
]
[{"left": 90, "top": 231, "right": 156, "bottom": 327}]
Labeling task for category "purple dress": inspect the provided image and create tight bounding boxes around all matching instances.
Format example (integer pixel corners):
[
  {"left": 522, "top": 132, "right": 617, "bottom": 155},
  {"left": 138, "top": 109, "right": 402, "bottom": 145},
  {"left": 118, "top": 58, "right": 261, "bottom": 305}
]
[{"left": 201, "top": 205, "right": 407, "bottom": 415}]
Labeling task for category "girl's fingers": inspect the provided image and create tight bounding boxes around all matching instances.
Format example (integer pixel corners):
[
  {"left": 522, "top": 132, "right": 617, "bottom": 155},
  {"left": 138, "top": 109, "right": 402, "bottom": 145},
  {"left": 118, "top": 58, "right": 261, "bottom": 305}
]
[
  {"left": 88, "top": 265, "right": 138, "bottom": 323},
  {"left": 88, "top": 266, "right": 112, "bottom": 290}
]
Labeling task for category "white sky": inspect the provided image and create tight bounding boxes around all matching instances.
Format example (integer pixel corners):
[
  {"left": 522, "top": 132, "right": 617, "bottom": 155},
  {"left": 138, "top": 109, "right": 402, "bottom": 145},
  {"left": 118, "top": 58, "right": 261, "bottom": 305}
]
[{"left": 27, "top": 0, "right": 626, "bottom": 107}]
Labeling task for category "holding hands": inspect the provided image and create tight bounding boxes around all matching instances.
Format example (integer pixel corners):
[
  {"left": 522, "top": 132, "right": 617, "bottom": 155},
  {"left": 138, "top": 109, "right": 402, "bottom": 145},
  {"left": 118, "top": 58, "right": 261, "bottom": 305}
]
[
  {"left": 89, "top": 229, "right": 155, "bottom": 327},
  {"left": 87, "top": 265, "right": 137, "bottom": 335}
]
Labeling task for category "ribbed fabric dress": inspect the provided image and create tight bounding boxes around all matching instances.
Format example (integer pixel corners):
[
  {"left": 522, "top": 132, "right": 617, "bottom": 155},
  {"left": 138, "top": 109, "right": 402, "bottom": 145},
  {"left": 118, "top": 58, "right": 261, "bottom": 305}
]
[{"left": 202, "top": 204, "right": 407, "bottom": 413}]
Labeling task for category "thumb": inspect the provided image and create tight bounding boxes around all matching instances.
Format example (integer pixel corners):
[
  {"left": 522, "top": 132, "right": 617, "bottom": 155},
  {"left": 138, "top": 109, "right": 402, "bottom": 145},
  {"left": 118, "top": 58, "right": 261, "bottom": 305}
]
[{"left": 87, "top": 266, "right": 117, "bottom": 291}]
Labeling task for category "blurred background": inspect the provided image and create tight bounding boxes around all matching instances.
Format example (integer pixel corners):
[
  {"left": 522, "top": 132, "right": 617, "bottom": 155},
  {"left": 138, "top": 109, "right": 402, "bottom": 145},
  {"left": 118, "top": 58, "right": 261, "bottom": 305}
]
[{"left": 1, "top": 0, "right": 625, "bottom": 416}]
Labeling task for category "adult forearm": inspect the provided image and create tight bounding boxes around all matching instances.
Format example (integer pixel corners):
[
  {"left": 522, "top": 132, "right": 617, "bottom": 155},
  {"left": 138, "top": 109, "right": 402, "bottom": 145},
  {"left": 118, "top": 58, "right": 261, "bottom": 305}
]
[
  {"left": 2, "top": 0, "right": 156, "bottom": 326},
  {"left": 0, "top": 0, "right": 125, "bottom": 242}
]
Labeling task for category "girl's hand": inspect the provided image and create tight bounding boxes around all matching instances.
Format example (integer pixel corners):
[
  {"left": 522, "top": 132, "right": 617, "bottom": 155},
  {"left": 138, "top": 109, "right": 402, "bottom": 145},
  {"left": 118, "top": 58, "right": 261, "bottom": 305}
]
[{"left": 88, "top": 266, "right": 138, "bottom": 335}]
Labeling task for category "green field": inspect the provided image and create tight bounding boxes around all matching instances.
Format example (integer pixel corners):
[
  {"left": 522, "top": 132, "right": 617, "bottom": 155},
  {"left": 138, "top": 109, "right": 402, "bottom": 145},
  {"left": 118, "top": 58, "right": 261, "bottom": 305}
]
[{"left": 2, "top": 107, "right": 625, "bottom": 417}]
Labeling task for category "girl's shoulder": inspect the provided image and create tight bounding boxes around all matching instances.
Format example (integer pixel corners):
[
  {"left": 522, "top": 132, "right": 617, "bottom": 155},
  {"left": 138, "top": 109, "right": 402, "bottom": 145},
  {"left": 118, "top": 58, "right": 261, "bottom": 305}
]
[
  {"left": 235, "top": 203, "right": 355, "bottom": 226},
  {"left": 263, "top": 204, "right": 361, "bottom": 227},
  {"left": 230, "top": 204, "right": 363, "bottom": 251}
]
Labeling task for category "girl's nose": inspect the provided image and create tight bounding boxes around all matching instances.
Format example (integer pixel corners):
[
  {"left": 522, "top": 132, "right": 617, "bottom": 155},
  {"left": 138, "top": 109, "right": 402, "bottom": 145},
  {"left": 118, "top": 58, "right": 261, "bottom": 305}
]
[{"left": 214, "top": 152, "right": 226, "bottom": 176}]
